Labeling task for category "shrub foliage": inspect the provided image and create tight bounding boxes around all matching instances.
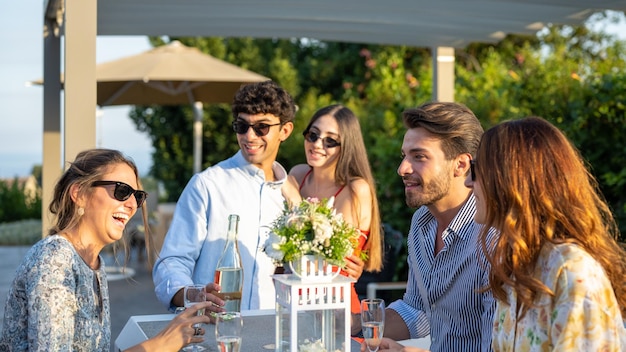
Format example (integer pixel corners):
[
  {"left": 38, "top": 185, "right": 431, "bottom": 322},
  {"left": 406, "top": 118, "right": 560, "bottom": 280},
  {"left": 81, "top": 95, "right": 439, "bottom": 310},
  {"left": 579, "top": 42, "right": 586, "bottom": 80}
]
[{"left": 0, "top": 178, "right": 41, "bottom": 223}]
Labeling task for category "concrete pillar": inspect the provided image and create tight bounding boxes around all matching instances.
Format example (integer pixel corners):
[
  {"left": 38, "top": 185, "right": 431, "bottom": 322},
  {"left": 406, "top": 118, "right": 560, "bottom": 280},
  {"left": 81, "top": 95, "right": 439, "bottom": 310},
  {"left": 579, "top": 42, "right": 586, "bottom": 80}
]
[
  {"left": 432, "top": 47, "right": 455, "bottom": 102},
  {"left": 64, "top": 0, "right": 97, "bottom": 167},
  {"left": 42, "top": 5, "right": 62, "bottom": 236}
]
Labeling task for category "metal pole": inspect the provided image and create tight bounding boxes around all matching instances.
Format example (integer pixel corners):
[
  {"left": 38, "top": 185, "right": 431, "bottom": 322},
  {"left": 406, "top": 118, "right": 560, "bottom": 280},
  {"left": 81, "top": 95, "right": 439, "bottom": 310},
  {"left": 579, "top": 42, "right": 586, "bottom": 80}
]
[{"left": 193, "top": 101, "right": 203, "bottom": 174}]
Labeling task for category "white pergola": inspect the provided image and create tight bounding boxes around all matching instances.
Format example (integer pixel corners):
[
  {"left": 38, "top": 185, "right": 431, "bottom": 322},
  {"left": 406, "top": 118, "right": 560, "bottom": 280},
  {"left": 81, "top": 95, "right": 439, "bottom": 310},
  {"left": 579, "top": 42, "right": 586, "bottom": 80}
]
[{"left": 40, "top": 0, "right": 626, "bottom": 230}]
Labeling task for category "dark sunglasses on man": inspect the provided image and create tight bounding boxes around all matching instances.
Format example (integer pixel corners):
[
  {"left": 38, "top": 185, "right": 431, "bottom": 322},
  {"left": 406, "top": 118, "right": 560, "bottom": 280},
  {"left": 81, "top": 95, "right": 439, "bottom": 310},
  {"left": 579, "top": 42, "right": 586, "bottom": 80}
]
[
  {"left": 92, "top": 181, "right": 148, "bottom": 207},
  {"left": 303, "top": 130, "right": 341, "bottom": 148},
  {"left": 232, "top": 120, "right": 281, "bottom": 137}
]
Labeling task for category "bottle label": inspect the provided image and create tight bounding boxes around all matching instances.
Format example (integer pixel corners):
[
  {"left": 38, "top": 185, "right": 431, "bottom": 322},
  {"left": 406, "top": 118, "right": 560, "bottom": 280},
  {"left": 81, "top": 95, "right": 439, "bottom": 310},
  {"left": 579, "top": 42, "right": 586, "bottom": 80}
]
[{"left": 214, "top": 267, "right": 243, "bottom": 311}]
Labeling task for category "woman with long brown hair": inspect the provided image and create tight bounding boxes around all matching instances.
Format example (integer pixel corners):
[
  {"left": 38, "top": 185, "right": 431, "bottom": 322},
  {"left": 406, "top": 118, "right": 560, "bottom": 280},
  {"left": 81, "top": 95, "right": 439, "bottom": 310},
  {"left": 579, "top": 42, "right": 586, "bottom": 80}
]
[
  {"left": 466, "top": 117, "right": 626, "bottom": 350},
  {"left": 282, "top": 104, "right": 383, "bottom": 335}
]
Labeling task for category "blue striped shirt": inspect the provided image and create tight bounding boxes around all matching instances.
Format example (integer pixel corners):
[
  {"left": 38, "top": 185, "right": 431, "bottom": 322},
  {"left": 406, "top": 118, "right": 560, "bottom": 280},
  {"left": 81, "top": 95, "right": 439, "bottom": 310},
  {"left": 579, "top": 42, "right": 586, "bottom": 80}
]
[{"left": 388, "top": 194, "right": 496, "bottom": 351}]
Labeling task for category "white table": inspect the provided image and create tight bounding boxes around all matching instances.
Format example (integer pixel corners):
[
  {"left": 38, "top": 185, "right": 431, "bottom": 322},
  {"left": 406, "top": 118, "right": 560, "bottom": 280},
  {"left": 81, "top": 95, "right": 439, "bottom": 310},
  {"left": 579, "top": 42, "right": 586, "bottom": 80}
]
[
  {"left": 397, "top": 337, "right": 431, "bottom": 350},
  {"left": 115, "top": 313, "right": 174, "bottom": 351},
  {"left": 115, "top": 309, "right": 363, "bottom": 351}
]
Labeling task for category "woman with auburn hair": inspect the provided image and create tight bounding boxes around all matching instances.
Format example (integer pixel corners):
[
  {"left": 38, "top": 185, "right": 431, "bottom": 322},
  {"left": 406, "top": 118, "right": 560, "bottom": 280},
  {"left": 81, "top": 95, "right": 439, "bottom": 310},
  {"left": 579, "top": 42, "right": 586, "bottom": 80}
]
[
  {"left": 282, "top": 104, "right": 383, "bottom": 336},
  {"left": 465, "top": 117, "right": 626, "bottom": 350}
]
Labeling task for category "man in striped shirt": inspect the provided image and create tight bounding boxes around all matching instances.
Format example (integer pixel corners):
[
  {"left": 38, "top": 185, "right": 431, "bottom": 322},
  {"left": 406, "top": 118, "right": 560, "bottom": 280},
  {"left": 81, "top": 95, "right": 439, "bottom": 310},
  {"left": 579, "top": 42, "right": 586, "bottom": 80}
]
[{"left": 382, "top": 102, "right": 495, "bottom": 351}]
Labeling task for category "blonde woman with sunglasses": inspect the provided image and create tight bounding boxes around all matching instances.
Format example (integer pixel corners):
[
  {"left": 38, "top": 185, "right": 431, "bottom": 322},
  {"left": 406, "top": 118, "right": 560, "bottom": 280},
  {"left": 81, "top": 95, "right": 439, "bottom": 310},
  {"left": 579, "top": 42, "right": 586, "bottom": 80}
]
[{"left": 0, "top": 149, "right": 212, "bottom": 351}]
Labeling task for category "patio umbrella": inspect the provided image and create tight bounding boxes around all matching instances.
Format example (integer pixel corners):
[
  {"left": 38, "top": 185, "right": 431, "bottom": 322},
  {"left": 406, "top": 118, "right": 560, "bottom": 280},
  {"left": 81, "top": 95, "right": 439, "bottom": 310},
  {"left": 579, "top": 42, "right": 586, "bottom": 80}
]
[
  {"left": 96, "top": 40, "right": 268, "bottom": 106},
  {"left": 98, "top": 40, "right": 269, "bottom": 173},
  {"left": 37, "top": 40, "right": 269, "bottom": 173}
]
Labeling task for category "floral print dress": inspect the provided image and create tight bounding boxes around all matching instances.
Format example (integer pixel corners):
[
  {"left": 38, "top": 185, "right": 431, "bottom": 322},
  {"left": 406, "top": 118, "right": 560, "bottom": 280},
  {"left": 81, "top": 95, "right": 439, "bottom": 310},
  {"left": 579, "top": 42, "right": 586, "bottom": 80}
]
[
  {"left": 492, "top": 243, "right": 626, "bottom": 351},
  {"left": 0, "top": 235, "right": 110, "bottom": 351}
]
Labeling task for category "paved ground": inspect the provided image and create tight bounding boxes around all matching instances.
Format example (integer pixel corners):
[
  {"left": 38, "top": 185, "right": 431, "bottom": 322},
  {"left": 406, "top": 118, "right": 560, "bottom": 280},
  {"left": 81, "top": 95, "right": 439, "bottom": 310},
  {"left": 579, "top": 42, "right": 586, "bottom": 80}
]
[
  {"left": 0, "top": 246, "right": 166, "bottom": 352},
  {"left": 0, "top": 246, "right": 31, "bottom": 331}
]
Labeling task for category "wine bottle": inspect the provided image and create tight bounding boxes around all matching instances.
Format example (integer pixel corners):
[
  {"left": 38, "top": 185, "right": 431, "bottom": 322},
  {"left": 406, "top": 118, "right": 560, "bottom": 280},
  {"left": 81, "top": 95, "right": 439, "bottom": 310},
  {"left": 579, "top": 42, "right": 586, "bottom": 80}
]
[{"left": 214, "top": 214, "right": 244, "bottom": 312}]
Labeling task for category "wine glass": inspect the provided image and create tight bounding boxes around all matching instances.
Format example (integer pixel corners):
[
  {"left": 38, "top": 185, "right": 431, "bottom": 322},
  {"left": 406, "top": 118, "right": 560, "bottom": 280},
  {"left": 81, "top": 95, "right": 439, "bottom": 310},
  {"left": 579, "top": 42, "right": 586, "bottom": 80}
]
[
  {"left": 182, "top": 284, "right": 207, "bottom": 352},
  {"left": 215, "top": 312, "right": 243, "bottom": 352},
  {"left": 361, "top": 298, "right": 385, "bottom": 352}
]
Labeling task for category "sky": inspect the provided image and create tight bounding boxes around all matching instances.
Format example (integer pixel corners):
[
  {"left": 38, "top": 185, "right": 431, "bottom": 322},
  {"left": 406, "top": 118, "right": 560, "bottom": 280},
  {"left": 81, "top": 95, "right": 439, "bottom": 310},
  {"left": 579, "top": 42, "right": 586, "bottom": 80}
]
[
  {"left": 0, "top": 2, "right": 624, "bottom": 179},
  {"left": 0, "top": 0, "right": 153, "bottom": 178}
]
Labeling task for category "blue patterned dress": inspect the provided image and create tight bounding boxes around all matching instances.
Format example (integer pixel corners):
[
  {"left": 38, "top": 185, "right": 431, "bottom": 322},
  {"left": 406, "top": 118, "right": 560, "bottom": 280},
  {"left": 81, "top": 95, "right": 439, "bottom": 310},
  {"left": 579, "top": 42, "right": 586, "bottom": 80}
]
[{"left": 0, "top": 235, "right": 110, "bottom": 351}]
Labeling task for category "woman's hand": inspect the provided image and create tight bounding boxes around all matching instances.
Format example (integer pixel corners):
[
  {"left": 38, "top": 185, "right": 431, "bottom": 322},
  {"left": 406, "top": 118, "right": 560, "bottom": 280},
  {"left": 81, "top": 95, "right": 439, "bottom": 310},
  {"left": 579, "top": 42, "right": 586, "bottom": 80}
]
[
  {"left": 125, "top": 301, "right": 212, "bottom": 352},
  {"left": 344, "top": 253, "right": 365, "bottom": 280}
]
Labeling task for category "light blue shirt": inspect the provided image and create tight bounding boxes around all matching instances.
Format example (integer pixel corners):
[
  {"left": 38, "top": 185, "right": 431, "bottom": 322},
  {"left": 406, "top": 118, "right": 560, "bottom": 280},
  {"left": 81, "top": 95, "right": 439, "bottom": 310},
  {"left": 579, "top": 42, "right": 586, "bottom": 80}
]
[
  {"left": 388, "top": 194, "right": 496, "bottom": 352},
  {"left": 153, "top": 151, "right": 286, "bottom": 311}
]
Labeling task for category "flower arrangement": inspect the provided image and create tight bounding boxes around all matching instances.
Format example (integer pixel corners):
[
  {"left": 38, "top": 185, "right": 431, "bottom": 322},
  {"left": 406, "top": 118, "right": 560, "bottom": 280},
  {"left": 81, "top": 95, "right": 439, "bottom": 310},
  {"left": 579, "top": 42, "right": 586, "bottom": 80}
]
[{"left": 264, "top": 197, "right": 366, "bottom": 267}]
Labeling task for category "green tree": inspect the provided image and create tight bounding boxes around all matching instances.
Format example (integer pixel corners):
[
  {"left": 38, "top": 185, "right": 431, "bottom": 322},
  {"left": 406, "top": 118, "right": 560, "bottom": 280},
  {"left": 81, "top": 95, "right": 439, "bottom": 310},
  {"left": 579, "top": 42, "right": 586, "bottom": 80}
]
[
  {"left": 128, "top": 12, "right": 626, "bottom": 250},
  {"left": 454, "top": 16, "right": 626, "bottom": 240}
]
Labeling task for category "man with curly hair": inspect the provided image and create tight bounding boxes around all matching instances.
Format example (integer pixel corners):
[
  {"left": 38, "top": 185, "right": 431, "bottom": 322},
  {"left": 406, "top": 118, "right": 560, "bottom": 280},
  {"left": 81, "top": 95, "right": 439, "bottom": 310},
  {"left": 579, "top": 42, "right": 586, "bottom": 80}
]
[{"left": 153, "top": 81, "right": 296, "bottom": 314}]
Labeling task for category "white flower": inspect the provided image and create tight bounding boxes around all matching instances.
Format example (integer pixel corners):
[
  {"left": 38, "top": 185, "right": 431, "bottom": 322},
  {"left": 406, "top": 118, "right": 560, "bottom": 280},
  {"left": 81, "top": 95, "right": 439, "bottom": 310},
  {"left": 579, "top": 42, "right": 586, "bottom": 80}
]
[
  {"left": 311, "top": 214, "right": 333, "bottom": 244},
  {"left": 326, "top": 196, "right": 335, "bottom": 208},
  {"left": 264, "top": 232, "right": 286, "bottom": 261}
]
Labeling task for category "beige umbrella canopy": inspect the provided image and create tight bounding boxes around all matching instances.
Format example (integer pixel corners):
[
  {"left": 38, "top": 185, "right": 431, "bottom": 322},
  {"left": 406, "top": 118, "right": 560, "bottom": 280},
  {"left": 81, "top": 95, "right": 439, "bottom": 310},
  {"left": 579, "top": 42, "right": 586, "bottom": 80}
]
[
  {"left": 97, "top": 40, "right": 268, "bottom": 106},
  {"left": 36, "top": 40, "right": 269, "bottom": 173},
  {"left": 96, "top": 40, "right": 269, "bottom": 173}
]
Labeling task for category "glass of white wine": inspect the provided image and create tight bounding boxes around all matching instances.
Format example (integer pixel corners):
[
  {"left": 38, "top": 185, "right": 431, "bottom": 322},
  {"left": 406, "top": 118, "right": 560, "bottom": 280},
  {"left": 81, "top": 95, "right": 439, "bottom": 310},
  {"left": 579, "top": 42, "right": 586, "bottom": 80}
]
[
  {"left": 215, "top": 312, "right": 243, "bottom": 352},
  {"left": 183, "top": 284, "right": 207, "bottom": 352},
  {"left": 361, "top": 298, "right": 385, "bottom": 352}
]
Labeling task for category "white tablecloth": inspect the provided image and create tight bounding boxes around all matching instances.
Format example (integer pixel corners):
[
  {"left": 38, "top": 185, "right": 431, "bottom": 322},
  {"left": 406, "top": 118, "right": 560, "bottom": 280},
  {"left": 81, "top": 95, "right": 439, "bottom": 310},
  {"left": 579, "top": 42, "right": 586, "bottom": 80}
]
[{"left": 115, "top": 309, "right": 363, "bottom": 351}]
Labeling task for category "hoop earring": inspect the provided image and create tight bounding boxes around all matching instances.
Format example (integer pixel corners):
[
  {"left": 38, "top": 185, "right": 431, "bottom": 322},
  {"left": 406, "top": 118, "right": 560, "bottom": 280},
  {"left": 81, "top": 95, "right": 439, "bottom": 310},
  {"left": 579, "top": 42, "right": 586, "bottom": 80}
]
[{"left": 77, "top": 207, "right": 85, "bottom": 216}]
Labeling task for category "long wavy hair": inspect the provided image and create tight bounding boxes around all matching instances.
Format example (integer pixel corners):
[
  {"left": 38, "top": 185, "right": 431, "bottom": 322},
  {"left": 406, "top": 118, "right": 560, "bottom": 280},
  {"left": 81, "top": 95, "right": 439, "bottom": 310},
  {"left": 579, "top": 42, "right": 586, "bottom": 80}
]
[
  {"left": 475, "top": 117, "right": 626, "bottom": 317},
  {"left": 303, "top": 104, "right": 383, "bottom": 271}
]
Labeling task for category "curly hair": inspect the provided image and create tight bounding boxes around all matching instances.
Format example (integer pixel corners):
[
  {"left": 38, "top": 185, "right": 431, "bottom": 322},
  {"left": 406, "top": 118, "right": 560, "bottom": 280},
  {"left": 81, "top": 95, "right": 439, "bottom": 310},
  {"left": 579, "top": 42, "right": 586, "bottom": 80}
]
[
  {"left": 231, "top": 80, "right": 296, "bottom": 125},
  {"left": 475, "top": 117, "right": 626, "bottom": 317}
]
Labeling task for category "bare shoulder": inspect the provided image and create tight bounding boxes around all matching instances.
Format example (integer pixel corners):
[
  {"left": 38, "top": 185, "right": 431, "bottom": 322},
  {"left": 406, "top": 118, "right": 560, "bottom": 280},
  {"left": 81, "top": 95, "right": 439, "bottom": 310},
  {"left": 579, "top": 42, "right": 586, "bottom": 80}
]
[
  {"left": 288, "top": 164, "right": 311, "bottom": 184},
  {"left": 349, "top": 178, "right": 372, "bottom": 200}
]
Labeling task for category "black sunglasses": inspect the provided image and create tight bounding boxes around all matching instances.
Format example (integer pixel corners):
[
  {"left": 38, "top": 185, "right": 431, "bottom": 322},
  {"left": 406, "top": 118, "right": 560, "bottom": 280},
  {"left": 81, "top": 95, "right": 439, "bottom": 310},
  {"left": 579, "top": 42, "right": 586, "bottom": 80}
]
[
  {"left": 232, "top": 120, "right": 281, "bottom": 137},
  {"left": 92, "top": 181, "right": 148, "bottom": 208},
  {"left": 470, "top": 159, "right": 476, "bottom": 182},
  {"left": 303, "top": 131, "right": 341, "bottom": 148}
]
